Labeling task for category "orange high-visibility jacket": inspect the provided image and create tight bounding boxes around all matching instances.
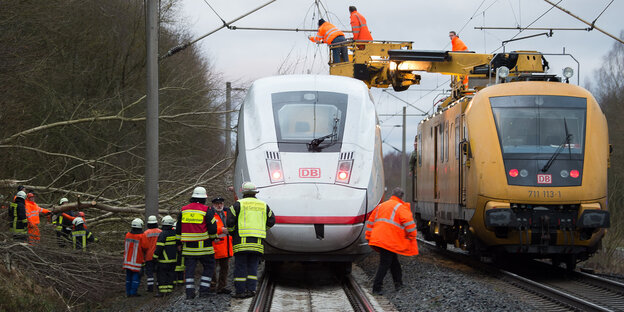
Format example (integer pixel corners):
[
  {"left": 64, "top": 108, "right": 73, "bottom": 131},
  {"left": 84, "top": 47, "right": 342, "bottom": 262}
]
[
  {"left": 350, "top": 11, "right": 372, "bottom": 41},
  {"left": 365, "top": 196, "right": 418, "bottom": 256},
  {"left": 212, "top": 210, "right": 233, "bottom": 259},
  {"left": 123, "top": 232, "right": 150, "bottom": 272},
  {"left": 309, "top": 21, "right": 344, "bottom": 44},
  {"left": 25, "top": 200, "right": 50, "bottom": 225},
  {"left": 451, "top": 36, "right": 468, "bottom": 51},
  {"left": 143, "top": 227, "right": 162, "bottom": 261}
]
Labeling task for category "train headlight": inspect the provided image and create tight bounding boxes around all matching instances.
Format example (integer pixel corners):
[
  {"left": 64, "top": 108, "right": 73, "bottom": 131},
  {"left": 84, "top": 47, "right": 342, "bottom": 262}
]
[
  {"left": 508, "top": 169, "right": 518, "bottom": 178},
  {"left": 562, "top": 67, "right": 574, "bottom": 79},
  {"left": 560, "top": 170, "right": 569, "bottom": 178},
  {"left": 497, "top": 66, "right": 510, "bottom": 79},
  {"left": 569, "top": 169, "right": 580, "bottom": 178},
  {"left": 335, "top": 160, "right": 353, "bottom": 184},
  {"left": 266, "top": 159, "right": 284, "bottom": 183},
  {"left": 389, "top": 61, "right": 397, "bottom": 72},
  {"left": 519, "top": 169, "right": 528, "bottom": 178}
]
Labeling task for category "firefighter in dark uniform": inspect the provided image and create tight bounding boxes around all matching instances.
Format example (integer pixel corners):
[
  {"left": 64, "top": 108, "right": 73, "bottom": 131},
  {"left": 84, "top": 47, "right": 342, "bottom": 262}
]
[
  {"left": 53, "top": 197, "right": 76, "bottom": 247},
  {"left": 71, "top": 217, "right": 97, "bottom": 250},
  {"left": 176, "top": 186, "right": 218, "bottom": 299},
  {"left": 153, "top": 215, "right": 177, "bottom": 297},
  {"left": 9, "top": 191, "right": 28, "bottom": 240},
  {"left": 227, "top": 182, "right": 275, "bottom": 299}
]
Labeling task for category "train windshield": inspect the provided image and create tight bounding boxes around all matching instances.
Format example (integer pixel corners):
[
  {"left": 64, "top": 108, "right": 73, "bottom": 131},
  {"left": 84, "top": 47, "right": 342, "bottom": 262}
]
[
  {"left": 272, "top": 91, "right": 347, "bottom": 152},
  {"left": 490, "top": 95, "right": 586, "bottom": 158}
]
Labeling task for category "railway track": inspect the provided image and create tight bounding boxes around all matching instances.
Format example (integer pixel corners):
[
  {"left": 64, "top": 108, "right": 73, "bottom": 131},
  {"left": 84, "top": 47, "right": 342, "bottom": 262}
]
[
  {"left": 417, "top": 238, "right": 624, "bottom": 312},
  {"left": 248, "top": 264, "right": 376, "bottom": 312}
]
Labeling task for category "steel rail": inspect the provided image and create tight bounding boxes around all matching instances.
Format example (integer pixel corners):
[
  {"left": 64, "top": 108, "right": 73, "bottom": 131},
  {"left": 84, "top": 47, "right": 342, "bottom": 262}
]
[
  {"left": 342, "top": 274, "right": 376, "bottom": 312},
  {"left": 248, "top": 269, "right": 275, "bottom": 312}
]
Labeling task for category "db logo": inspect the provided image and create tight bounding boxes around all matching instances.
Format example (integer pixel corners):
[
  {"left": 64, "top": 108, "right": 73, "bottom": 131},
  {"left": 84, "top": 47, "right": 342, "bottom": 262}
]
[
  {"left": 537, "top": 174, "right": 552, "bottom": 184},
  {"left": 299, "top": 168, "right": 321, "bottom": 178}
]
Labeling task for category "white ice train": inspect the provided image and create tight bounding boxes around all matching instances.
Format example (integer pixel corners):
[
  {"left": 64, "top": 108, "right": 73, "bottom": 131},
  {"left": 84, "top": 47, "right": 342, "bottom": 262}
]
[{"left": 234, "top": 75, "right": 384, "bottom": 268}]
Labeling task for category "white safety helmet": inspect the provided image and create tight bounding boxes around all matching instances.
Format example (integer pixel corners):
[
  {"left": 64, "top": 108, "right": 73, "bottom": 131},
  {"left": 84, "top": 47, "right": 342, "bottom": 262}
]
[
  {"left": 73, "top": 217, "right": 84, "bottom": 226},
  {"left": 16, "top": 191, "right": 27, "bottom": 199},
  {"left": 161, "top": 215, "right": 175, "bottom": 226},
  {"left": 131, "top": 218, "right": 144, "bottom": 229},
  {"left": 191, "top": 186, "right": 208, "bottom": 198},
  {"left": 241, "top": 181, "right": 259, "bottom": 194},
  {"left": 147, "top": 215, "right": 158, "bottom": 224},
  {"left": 59, "top": 198, "right": 69, "bottom": 205}
]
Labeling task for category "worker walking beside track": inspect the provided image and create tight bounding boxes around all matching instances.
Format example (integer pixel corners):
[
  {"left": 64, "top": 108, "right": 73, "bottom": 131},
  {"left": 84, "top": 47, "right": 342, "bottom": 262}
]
[
  {"left": 9, "top": 191, "right": 28, "bottom": 240},
  {"left": 144, "top": 215, "right": 162, "bottom": 292},
  {"left": 309, "top": 19, "right": 348, "bottom": 63},
  {"left": 177, "top": 186, "right": 218, "bottom": 299},
  {"left": 124, "top": 218, "right": 150, "bottom": 297},
  {"left": 227, "top": 182, "right": 275, "bottom": 299},
  {"left": 153, "top": 215, "right": 177, "bottom": 297},
  {"left": 365, "top": 187, "right": 418, "bottom": 295}
]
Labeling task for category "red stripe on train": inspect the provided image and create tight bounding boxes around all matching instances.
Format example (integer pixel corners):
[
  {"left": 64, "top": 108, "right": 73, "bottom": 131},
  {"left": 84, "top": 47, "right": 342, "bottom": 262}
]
[{"left": 276, "top": 215, "right": 367, "bottom": 224}]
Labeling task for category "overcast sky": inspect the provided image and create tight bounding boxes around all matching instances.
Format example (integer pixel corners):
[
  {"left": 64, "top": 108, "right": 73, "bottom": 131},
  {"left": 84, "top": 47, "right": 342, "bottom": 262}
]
[{"left": 176, "top": 0, "right": 623, "bottom": 154}]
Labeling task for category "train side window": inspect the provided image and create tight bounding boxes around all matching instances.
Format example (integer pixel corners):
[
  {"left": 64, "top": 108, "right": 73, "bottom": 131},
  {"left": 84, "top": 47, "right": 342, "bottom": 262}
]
[
  {"left": 455, "top": 123, "right": 460, "bottom": 160},
  {"left": 417, "top": 133, "right": 422, "bottom": 167},
  {"left": 439, "top": 123, "right": 444, "bottom": 162},
  {"left": 445, "top": 121, "right": 449, "bottom": 162}
]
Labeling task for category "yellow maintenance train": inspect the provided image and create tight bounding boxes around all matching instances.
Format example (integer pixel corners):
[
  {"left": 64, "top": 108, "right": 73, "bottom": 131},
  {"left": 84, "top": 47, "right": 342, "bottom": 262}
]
[{"left": 330, "top": 41, "right": 611, "bottom": 269}]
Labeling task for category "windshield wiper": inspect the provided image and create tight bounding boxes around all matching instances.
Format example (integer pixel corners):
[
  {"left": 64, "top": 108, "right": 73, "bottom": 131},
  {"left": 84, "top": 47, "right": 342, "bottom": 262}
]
[
  {"left": 541, "top": 118, "right": 572, "bottom": 172},
  {"left": 307, "top": 117, "right": 339, "bottom": 152}
]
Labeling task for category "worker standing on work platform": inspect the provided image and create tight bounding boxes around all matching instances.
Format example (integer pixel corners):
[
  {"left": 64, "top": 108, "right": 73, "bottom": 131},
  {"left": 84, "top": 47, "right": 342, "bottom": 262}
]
[
  {"left": 349, "top": 6, "right": 372, "bottom": 41},
  {"left": 449, "top": 31, "right": 469, "bottom": 89},
  {"left": 309, "top": 19, "right": 348, "bottom": 63}
]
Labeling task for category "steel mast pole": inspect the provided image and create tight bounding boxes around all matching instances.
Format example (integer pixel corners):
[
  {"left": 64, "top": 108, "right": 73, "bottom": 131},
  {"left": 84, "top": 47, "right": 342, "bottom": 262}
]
[
  {"left": 401, "top": 106, "right": 407, "bottom": 193},
  {"left": 145, "top": 0, "right": 159, "bottom": 220}
]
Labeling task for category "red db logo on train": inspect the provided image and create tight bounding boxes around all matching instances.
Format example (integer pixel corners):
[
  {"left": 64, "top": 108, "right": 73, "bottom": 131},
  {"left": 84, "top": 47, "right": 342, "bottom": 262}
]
[
  {"left": 537, "top": 174, "right": 552, "bottom": 184},
  {"left": 299, "top": 168, "right": 321, "bottom": 178}
]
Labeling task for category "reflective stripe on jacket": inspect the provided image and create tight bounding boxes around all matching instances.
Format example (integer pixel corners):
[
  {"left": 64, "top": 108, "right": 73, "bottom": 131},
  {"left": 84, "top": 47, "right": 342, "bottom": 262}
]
[
  {"left": 144, "top": 227, "right": 162, "bottom": 261},
  {"left": 365, "top": 196, "right": 419, "bottom": 256},
  {"left": 180, "top": 203, "right": 215, "bottom": 241},
  {"left": 212, "top": 210, "right": 233, "bottom": 259},
  {"left": 227, "top": 195, "right": 276, "bottom": 254},
  {"left": 153, "top": 228, "right": 178, "bottom": 264},
  {"left": 451, "top": 36, "right": 468, "bottom": 51},
  {"left": 124, "top": 232, "right": 149, "bottom": 272},
  {"left": 25, "top": 200, "right": 50, "bottom": 225},
  {"left": 72, "top": 227, "right": 95, "bottom": 251},
  {"left": 350, "top": 11, "right": 372, "bottom": 41},
  {"left": 309, "top": 21, "right": 345, "bottom": 44},
  {"left": 237, "top": 198, "right": 268, "bottom": 238},
  {"left": 9, "top": 199, "right": 27, "bottom": 234}
]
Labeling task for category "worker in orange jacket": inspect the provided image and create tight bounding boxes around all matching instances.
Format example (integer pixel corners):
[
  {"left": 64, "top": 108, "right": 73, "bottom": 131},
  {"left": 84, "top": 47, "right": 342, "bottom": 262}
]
[
  {"left": 309, "top": 19, "right": 348, "bottom": 63},
  {"left": 365, "top": 187, "right": 418, "bottom": 295},
  {"left": 349, "top": 6, "right": 372, "bottom": 41},
  {"left": 210, "top": 197, "right": 233, "bottom": 294},
  {"left": 143, "top": 215, "right": 162, "bottom": 292},
  {"left": 449, "top": 30, "right": 469, "bottom": 89},
  {"left": 25, "top": 192, "right": 51, "bottom": 244},
  {"left": 124, "top": 218, "right": 150, "bottom": 297}
]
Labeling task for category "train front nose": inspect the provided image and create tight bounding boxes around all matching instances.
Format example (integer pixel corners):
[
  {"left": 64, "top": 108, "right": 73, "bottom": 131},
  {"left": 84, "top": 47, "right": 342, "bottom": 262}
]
[{"left": 259, "top": 183, "right": 368, "bottom": 253}]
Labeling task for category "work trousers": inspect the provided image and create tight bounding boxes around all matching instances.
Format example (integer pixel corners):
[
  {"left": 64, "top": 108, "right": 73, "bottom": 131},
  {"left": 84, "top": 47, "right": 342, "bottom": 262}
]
[
  {"left": 175, "top": 254, "right": 185, "bottom": 286},
  {"left": 184, "top": 255, "right": 215, "bottom": 297},
  {"left": 330, "top": 35, "right": 348, "bottom": 63},
  {"left": 372, "top": 247, "right": 403, "bottom": 291},
  {"left": 233, "top": 251, "right": 260, "bottom": 295},
  {"left": 27, "top": 223, "right": 40, "bottom": 245},
  {"left": 125, "top": 269, "right": 141, "bottom": 296},
  {"left": 144, "top": 260, "right": 156, "bottom": 292},
  {"left": 211, "top": 257, "right": 230, "bottom": 291},
  {"left": 157, "top": 263, "right": 176, "bottom": 294}
]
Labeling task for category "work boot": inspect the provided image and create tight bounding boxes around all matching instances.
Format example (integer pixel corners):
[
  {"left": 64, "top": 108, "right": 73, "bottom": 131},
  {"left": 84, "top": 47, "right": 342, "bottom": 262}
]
[
  {"left": 372, "top": 288, "right": 383, "bottom": 295},
  {"left": 217, "top": 288, "right": 231, "bottom": 294},
  {"left": 394, "top": 283, "right": 404, "bottom": 291},
  {"left": 186, "top": 293, "right": 196, "bottom": 300},
  {"left": 154, "top": 292, "right": 164, "bottom": 298},
  {"left": 199, "top": 292, "right": 211, "bottom": 298},
  {"left": 147, "top": 285, "right": 154, "bottom": 292},
  {"left": 245, "top": 291, "right": 256, "bottom": 298},
  {"left": 232, "top": 292, "right": 247, "bottom": 299}
]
